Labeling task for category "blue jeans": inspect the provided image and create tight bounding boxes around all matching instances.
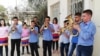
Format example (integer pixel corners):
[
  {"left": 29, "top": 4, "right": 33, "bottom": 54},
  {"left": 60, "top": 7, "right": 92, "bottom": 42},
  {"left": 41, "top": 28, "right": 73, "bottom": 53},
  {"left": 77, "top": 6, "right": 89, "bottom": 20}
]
[
  {"left": 60, "top": 43, "right": 69, "bottom": 56},
  {"left": 77, "top": 45, "right": 93, "bottom": 56},
  {"left": 68, "top": 43, "right": 77, "bottom": 56}
]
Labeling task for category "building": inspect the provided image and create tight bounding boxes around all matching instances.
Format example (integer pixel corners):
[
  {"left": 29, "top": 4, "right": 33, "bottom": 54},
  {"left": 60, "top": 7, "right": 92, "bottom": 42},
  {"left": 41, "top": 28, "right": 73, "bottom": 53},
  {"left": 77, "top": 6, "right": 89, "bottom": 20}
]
[{"left": 47, "top": 0, "right": 100, "bottom": 56}]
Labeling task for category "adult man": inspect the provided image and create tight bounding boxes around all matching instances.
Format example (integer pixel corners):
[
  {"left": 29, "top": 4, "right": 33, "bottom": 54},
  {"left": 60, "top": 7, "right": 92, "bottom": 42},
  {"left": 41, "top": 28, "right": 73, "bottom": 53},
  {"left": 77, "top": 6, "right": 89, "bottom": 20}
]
[
  {"left": 40, "top": 16, "right": 54, "bottom": 56},
  {"left": 73, "top": 9, "right": 96, "bottom": 56},
  {"left": 10, "top": 17, "right": 22, "bottom": 56},
  {"left": 68, "top": 13, "right": 81, "bottom": 56}
]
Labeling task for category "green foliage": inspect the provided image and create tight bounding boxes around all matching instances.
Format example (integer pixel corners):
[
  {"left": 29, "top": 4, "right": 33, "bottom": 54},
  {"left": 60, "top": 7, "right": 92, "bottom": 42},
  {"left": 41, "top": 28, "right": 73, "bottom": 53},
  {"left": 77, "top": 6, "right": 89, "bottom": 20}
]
[
  {"left": 28, "top": 0, "right": 47, "bottom": 26},
  {"left": 0, "top": 5, "right": 6, "bottom": 12},
  {"left": 0, "top": 5, "right": 6, "bottom": 19}
]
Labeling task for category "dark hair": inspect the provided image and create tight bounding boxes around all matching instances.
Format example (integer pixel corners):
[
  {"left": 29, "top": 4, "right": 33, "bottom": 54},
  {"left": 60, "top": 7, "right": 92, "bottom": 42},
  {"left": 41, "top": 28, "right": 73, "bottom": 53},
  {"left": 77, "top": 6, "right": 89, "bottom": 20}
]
[
  {"left": 12, "top": 16, "right": 18, "bottom": 20},
  {"left": 0, "top": 19, "right": 6, "bottom": 26},
  {"left": 31, "top": 20, "right": 36, "bottom": 24},
  {"left": 83, "top": 9, "right": 93, "bottom": 16},
  {"left": 22, "top": 22, "right": 27, "bottom": 26},
  {"left": 64, "top": 20, "right": 69, "bottom": 25},
  {"left": 53, "top": 17, "right": 58, "bottom": 24},
  {"left": 64, "top": 20, "right": 69, "bottom": 23},
  {"left": 45, "top": 16, "right": 50, "bottom": 20},
  {"left": 75, "top": 12, "right": 81, "bottom": 16},
  {"left": 33, "top": 16, "right": 38, "bottom": 19}
]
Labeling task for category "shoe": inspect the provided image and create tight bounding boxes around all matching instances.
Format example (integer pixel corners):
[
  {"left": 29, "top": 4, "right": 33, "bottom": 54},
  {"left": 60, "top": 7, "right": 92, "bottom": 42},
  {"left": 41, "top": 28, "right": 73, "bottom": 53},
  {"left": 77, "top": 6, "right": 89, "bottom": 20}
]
[
  {"left": 22, "top": 53, "right": 24, "bottom": 55},
  {"left": 27, "top": 52, "right": 30, "bottom": 54}
]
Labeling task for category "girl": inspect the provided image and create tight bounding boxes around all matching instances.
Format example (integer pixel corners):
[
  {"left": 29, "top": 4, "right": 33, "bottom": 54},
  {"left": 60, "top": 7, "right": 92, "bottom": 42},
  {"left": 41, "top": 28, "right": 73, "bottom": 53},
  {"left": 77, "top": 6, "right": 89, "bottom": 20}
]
[
  {"left": 21, "top": 22, "right": 30, "bottom": 55},
  {"left": 0, "top": 19, "right": 9, "bottom": 56},
  {"left": 52, "top": 17, "right": 60, "bottom": 53}
]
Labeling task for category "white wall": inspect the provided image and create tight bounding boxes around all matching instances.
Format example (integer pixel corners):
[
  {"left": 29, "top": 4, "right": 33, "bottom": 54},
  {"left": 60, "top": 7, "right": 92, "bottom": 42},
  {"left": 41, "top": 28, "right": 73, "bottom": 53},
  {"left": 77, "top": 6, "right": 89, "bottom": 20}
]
[
  {"left": 92, "top": 0, "right": 100, "bottom": 56},
  {"left": 59, "top": 0, "right": 68, "bottom": 27},
  {"left": 48, "top": 0, "right": 69, "bottom": 27},
  {"left": 47, "top": 0, "right": 59, "bottom": 16}
]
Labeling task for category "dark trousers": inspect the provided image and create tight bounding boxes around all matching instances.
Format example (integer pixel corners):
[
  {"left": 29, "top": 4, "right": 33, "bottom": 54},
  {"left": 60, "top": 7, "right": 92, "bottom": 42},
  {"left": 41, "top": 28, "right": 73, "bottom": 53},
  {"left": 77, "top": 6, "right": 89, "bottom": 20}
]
[
  {"left": 29, "top": 42, "right": 39, "bottom": 56},
  {"left": 52, "top": 41, "right": 58, "bottom": 51},
  {"left": 43, "top": 40, "right": 52, "bottom": 56},
  {"left": 68, "top": 43, "right": 77, "bottom": 56},
  {"left": 0, "top": 46, "right": 8, "bottom": 56},
  {"left": 22, "top": 46, "right": 29, "bottom": 53},
  {"left": 11, "top": 39, "right": 21, "bottom": 56},
  {"left": 77, "top": 45, "right": 93, "bottom": 56},
  {"left": 60, "top": 43, "right": 69, "bottom": 56}
]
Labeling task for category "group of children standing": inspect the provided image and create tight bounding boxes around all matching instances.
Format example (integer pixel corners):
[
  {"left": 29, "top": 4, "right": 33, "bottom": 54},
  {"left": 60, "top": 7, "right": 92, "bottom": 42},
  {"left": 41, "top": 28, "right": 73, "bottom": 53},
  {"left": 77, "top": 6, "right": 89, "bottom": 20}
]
[{"left": 0, "top": 12, "right": 81, "bottom": 56}]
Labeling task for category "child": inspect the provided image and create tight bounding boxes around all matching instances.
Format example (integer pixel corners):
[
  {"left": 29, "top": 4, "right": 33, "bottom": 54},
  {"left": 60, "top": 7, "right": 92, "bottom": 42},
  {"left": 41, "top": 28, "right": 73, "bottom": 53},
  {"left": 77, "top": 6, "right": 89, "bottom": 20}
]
[
  {"left": 21, "top": 22, "right": 30, "bottom": 55},
  {"left": 59, "top": 20, "right": 70, "bottom": 56},
  {"left": 40, "top": 16, "right": 54, "bottom": 56},
  {"left": 29, "top": 21, "right": 39, "bottom": 56},
  {"left": 52, "top": 17, "right": 60, "bottom": 53}
]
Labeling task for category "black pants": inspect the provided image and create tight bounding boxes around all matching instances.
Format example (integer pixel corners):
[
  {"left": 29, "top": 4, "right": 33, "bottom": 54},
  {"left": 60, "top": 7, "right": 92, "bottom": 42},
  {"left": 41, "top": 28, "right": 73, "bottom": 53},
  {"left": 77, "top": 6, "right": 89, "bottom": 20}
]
[
  {"left": 0, "top": 46, "right": 8, "bottom": 56},
  {"left": 29, "top": 42, "right": 39, "bottom": 56},
  {"left": 77, "top": 45, "right": 93, "bottom": 56},
  {"left": 11, "top": 39, "right": 21, "bottom": 56},
  {"left": 60, "top": 43, "right": 69, "bottom": 56},
  {"left": 43, "top": 40, "right": 52, "bottom": 56},
  {"left": 22, "top": 46, "right": 29, "bottom": 53},
  {"left": 52, "top": 41, "right": 58, "bottom": 50}
]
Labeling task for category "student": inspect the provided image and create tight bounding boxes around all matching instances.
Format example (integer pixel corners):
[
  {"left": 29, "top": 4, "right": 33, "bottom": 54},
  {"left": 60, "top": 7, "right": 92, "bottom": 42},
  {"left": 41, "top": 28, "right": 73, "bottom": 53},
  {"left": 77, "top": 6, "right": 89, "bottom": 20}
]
[
  {"left": 32, "top": 16, "right": 40, "bottom": 48},
  {"left": 29, "top": 21, "right": 39, "bottom": 56},
  {"left": 73, "top": 9, "right": 96, "bottom": 56},
  {"left": 40, "top": 16, "right": 54, "bottom": 56},
  {"left": 10, "top": 17, "right": 22, "bottom": 56},
  {"left": 52, "top": 17, "right": 60, "bottom": 53},
  {"left": 68, "top": 13, "right": 81, "bottom": 56},
  {"left": 59, "top": 20, "right": 70, "bottom": 56},
  {"left": 0, "top": 19, "right": 9, "bottom": 56},
  {"left": 21, "top": 22, "right": 30, "bottom": 55}
]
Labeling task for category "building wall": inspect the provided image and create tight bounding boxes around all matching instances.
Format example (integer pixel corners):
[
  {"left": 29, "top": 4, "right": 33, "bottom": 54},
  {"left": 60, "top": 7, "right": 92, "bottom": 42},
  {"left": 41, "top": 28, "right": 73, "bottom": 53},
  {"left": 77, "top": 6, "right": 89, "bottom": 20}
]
[
  {"left": 92, "top": 0, "right": 100, "bottom": 56},
  {"left": 47, "top": 0, "right": 59, "bottom": 17},
  {"left": 48, "top": 0, "right": 100, "bottom": 55}
]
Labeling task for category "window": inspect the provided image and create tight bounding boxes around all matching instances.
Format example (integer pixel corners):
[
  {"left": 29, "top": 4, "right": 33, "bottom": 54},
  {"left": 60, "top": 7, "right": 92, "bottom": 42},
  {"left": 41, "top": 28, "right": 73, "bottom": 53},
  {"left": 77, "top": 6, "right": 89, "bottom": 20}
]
[{"left": 70, "top": 0, "right": 84, "bottom": 15}]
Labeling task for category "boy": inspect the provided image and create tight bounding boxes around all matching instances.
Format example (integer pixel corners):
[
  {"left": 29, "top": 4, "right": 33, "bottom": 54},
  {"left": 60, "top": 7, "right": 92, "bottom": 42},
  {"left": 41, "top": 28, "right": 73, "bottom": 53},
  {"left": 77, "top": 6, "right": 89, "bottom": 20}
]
[
  {"left": 40, "top": 16, "right": 54, "bottom": 56},
  {"left": 59, "top": 20, "right": 70, "bottom": 56}
]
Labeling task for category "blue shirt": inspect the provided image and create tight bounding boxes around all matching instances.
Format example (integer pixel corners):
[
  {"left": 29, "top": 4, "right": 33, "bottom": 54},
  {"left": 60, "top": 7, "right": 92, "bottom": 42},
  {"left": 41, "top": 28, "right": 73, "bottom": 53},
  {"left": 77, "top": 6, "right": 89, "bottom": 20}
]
[
  {"left": 78, "top": 21, "right": 96, "bottom": 46},
  {"left": 10, "top": 24, "right": 22, "bottom": 39},
  {"left": 29, "top": 27, "right": 38, "bottom": 43},
  {"left": 42, "top": 24, "right": 54, "bottom": 41},
  {"left": 71, "top": 29, "right": 79, "bottom": 43}
]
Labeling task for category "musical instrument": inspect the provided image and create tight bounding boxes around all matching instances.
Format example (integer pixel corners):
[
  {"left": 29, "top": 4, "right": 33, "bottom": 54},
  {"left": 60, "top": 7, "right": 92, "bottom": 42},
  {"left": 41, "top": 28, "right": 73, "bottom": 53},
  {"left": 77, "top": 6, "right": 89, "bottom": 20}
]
[
  {"left": 30, "top": 27, "right": 34, "bottom": 31},
  {"left": 66, "top": 14, "right": 79, "bottom": 36},
  {"left": 44, "top": 26, "right": 48, "bottom": 29},
  {"left": 11, "top": 26, "right": 16, "bottom": 33},
  {"left": 43, "top": 22, "right": 49, "bottom": 29}
]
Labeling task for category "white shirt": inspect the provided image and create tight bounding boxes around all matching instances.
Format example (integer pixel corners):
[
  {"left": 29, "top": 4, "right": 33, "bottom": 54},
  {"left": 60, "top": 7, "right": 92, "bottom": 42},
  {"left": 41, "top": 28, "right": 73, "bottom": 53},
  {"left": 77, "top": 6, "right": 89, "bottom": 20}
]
[{"left": 59, "top": 30, "right": 70, "bottom": 44}]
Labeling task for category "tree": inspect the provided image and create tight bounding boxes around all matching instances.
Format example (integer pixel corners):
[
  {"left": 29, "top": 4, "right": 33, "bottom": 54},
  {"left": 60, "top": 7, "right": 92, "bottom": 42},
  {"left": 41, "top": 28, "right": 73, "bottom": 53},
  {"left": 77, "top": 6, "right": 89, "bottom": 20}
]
[
  {"left": 0, "top": 5, "right": 6, "bottom": 12},
  {"left": 0, "top": 5, "right": 7, "bottom": 19},
  {"left": 28, "top": 0, "right": 47, "bottom": 26}
]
